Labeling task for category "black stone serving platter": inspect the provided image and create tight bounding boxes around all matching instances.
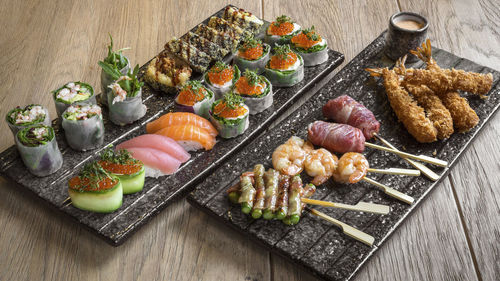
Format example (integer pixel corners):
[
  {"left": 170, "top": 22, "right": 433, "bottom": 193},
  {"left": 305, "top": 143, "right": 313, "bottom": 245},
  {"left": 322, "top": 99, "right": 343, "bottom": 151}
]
[
  {"left": 187, "top": 32, "right": 500, "bottom": 281},
  {"left": 0, "top": 5, "right": 344, "bottom": 246}
]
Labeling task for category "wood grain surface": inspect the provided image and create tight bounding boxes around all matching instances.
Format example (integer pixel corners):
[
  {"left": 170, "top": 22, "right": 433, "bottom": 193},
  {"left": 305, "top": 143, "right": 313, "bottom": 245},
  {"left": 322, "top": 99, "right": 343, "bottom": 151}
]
[{"left": 0, "top": 0, "right": 498, "bottom": 281}]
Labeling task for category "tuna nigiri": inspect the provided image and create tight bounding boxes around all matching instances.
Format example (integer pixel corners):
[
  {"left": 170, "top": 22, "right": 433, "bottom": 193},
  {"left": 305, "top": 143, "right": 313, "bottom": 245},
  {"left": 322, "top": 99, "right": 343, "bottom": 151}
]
[
  {"left": 146, "top": 112, "right": 218, "bottom": 137},
  {"left": 125, "top": 147, "right": 182, "bottom": 178},
  {"left": 117, "top": 134, "right": 191, "bottom": 163},
  {"left": 155, "top": 125, "right": 216, "bottom": 151}
]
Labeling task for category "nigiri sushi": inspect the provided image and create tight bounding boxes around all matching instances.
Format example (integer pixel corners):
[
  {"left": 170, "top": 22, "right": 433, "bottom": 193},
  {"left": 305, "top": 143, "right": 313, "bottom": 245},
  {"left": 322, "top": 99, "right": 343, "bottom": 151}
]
[
  {"left": 155, "top": 125, "right": 216, "bottom": 151},
  {"left": 117, "top": 134, "right": 191, "bottom": 163},
  {"left": 146, "top": 112, "right": 218, "bottom": 137},
  {"left": 125, "top": 147, "right": 182, "bottom": 178}
]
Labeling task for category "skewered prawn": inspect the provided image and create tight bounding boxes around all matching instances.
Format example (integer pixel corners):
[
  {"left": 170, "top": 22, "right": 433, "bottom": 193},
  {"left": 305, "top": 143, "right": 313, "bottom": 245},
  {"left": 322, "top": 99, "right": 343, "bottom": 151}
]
[
  {"left": 285, "top": 136, "right": 314, "bottom": 153},
  {"left": 272, "top": 137, "right": 310, "bottom": 176},
  {"left": 304, "top": 148, "right": 338, "bottom": 185},
  {"left": 333, "top": 152, "right": 369, "bottom": 184}
]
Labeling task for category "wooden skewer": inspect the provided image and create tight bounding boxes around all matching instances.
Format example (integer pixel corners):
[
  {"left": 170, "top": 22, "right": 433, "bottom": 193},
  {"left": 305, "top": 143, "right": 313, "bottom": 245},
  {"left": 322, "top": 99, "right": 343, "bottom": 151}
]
[
  {"left": 308, "top": 208, "right": 375, "bottom": 246},
  {"left": 367, "top": 167, "right": 420, "bottom": 176},
  {"left": 374, "top": 134, "right": 440, "bottom": 181},
  {"left": 301, "top": 198, "right": 390, "bottom": 215},
  {"left": 363, "top": 177, "right": 414, "bottom": 205},
  {"left": 61, "top": 197, "right": 71, "bottom": 205},
  {"left": 365, "top": 142, "right": 448, "bottom": 167}
]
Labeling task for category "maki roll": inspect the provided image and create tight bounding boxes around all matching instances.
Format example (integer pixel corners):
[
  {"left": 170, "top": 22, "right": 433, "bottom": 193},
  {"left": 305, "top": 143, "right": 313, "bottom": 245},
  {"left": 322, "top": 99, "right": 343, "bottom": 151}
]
[
  {"left": 233, "top": 36, "right": 270, "bottom": 74},
  {"left": 291, "top": 26, "right": 328, "bottom": 66},
  {"left": 98, "top": 34, "right": 131, "bottom": 106},
  {"left": 99, "top": 148, "right": 145, "bottom": 194},
  {"left": 144, "top": 51, "right": 192, "bottom": 94},
  {"left": 209, "top": 92, "right": 249, "bottom": 138},
  {"left": 6, "top": 104, "right": 51, "bottom": 137},
  {"left": 204, "top": 61, "right": 240, "bottom": 99},
  {"left": 61, "top": 104, "right": 104, "bottom": 151},
  {"left": 223, "top": 6, "right": 264, "bottom": 35},
  {"left": 15, "top": 124, "right": 63, "bottom": 177},
  {"left": 265, "top": 15, "right": 300, "bottom": 46},
  {"left": 175, "top": 80, "right": 215, "bottom": 119},
  {"left": 234, "top": 69, "right": 273, "bottom": 114},
  {"left": 68, "top": 162, "right": 122, "bottom": 213},
  {"left": 104, "top": 65, "right": 147, "bottom": 126},
  {"left": 264, "top": 44, "right": 304, "bottom": 87},
  {"left": 52, "top": 82, "right": 96, "bottom": 118}
]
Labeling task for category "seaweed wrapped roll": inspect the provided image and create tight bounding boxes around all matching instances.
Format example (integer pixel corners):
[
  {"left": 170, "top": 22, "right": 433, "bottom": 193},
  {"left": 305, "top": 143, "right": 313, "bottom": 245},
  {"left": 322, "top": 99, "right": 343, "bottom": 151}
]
[
  {"left": 61, "top": 104, "right": 104, "bottom": 151},
  {"left": 52, "top": 82, "right": 96, "bottom": 118},
  {"left": 99, "top": 148, "right": 145, "bottom": 195},
  {"left": 264, "top": 44, "right": 304, "bottom": 87},
  {"left": 143, "top": 51, "right": 192, "bottom": 94},
  {"left": 265, "top": 15, "right": 300, "bottom": 46},
  {"left": 6, "top": 104, "right": 51, "bottom": 137},
  {"left": 233, "top": 36, "right": 270, "bottom": 74},
  {"left": 15, "top": 124, "right": 63, "bottom": 177},
  {"left": 204, "top": 61, "right": 240, "bottom": 99},
  {"left": 234, "top": 69, "right": 273, "bottom": 114},
  {"left": 291, "top": 26, "right": 328, "bottom": 66},
  {"left": 175, "top": 80, "right": 215, "bottom": 119},
  {"left": 209, "top": 92, "right": 249, "bottom": 138}
]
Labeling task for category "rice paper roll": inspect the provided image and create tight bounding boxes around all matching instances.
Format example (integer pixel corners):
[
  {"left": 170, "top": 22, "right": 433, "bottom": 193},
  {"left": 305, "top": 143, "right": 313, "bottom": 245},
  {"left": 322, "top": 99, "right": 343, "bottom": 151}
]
[
  {"left": 264, "top": 16, "right": 301, "bottom": 46},
  {"left": 209, "top": 93, "right": 249, "bottom": 139},
  {"left": 233, "top": 40, "right": 270, "bottom": 74},
  {"left": 291, "top": 26, "right": 328, "bottom": 66},
  {"left": 204, "top": 62, "right": 240, "bottom": 100},
  {"left": 6, "top": 104, "right": 51, "bottom": 138},
  {"left": 175, "top": 81, "right": 215, "bottom": 120},
  {"left": 61, "top": 104, "right": 105, "bottom": 151},
  {"left": 15, "top": 125, "right": 63, "bottom": 177},
  {"left": 108, "top": 87, "right": 147, "bottom": 126},
  {"left": 234, "top": 70, "right": 273, "bottom": 115},
  {"left": 52, "top": 82, "right": 96, "bottom": 118},
  {"left": 264, "top": 46, "right": 304, "bottom": 87},
  {"left": 100, "top": 57, "right": 130, "bottom": 106}
]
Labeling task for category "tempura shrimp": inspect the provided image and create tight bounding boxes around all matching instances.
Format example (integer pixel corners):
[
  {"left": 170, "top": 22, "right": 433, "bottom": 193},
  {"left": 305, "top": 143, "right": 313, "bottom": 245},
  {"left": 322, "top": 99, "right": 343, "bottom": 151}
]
[
  {"left": 333, "top": 152, "right": 369, "bottom": 184},
  {"left": 304, "top": 148, "right": 338, "bottom": 185}
]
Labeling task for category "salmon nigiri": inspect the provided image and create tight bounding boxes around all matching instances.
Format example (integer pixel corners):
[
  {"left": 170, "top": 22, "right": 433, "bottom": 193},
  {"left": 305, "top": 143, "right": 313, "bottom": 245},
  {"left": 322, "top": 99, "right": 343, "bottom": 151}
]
[
  {"left": 155, "top": 125, "right": 216, "bottom": 151},
  {"left": 146, "top": 112, "right": 218, "bottom": 137},
  {"left": 117, "top": 134, "right": 191, "bottom": 163}
]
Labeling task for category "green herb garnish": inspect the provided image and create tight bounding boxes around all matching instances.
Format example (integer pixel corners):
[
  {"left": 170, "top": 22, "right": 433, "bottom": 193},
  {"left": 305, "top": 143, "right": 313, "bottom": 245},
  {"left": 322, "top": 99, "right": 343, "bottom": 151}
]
[
  {"left": 239, "top": 36, "right": 262, "bottom": 52},
  {"left": 273, "top": 44, "right": 292, "bottom": 60},
  {"left": 302, "top": 26, "right": 319, "bottom": 41},
  {"left": 100, "top": 147, "right": 140, "bottom": 165},
  {"left": 274, "top": 15, "right": 292, "bottom": 26},
  {"left": 74, "top": 162, "right": 114, "bottom": 191},
  {"left": 210, "top": 61, "right": 230, "bottom": 73},
  {"left": 242, "top": 69, "right": 263, "bottom": 86},
  {"left": 6, "top": 104, "right": 45, "bottom": 125},
  {"left": 222, "top": 91, "right": 244, "bottom": 110},
  {"left": 100, "top": 64, "right": 144, "bottom": 98},
  {"left": 100, "top": 34, "right": 130, "bottom": 70},
  {"left": 182, "top": 80, "right": 206, "bottom": 98},
  {"left": 17, "top": 125, "right": 54, "bottom": 147}
]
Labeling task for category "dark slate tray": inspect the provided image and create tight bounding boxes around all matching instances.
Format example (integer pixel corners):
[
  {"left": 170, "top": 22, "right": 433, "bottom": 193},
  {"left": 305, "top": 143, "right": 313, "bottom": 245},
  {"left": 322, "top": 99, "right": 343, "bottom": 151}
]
[
  {"left": 0, "top": 5, "right": 344, "bottom": 246},
  {"left": 187, "top": 32, "right": 500, "bottom": 281}
]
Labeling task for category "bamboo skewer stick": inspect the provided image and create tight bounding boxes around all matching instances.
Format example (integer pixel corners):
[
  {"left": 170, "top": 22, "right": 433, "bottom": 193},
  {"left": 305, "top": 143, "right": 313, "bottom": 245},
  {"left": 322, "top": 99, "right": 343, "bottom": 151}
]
[
  {"left": 365, "top": 142, "right": 448, "bottom": 167},
  {"left": 374, "top": 134, "right": 440, "bottom": 181},
  {"left": 363, "top": 177, "right": 414, "bottom": 205},
  {"left": 308, "top": 208, "right": 375, "bottom": 246},
  {"left": 367, "top": 167, "right": 420, "bottom": 176},
  {"left": 301, "top": 198, "right": 390, "bottom": 214}
]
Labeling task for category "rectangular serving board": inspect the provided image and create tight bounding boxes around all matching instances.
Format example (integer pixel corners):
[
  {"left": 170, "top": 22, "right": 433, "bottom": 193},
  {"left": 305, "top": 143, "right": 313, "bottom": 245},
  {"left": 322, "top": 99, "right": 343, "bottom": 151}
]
[
  {"left": 187, "top": 32, "right": 500, "bottom": 281},
  {"left": 0, "top": 5, "right": 344, "bottom": 246}
]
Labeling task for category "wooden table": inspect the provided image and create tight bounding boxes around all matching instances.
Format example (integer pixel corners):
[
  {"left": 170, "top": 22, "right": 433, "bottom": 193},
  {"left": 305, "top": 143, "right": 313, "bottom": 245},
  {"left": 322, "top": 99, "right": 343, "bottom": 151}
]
[{"left": 1, "top": 1, "right": 498, "bottom": 280}]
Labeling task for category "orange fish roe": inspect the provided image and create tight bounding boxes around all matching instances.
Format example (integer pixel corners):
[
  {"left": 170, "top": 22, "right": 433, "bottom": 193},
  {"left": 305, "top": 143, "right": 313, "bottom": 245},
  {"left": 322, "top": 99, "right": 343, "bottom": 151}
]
[
  {"left": 177, "top": 86, "right": 207, "bottom": 106},
  {"left": 238, "top": 44, "right": 264, "bottom": 60},
  {"left": 68, "top": 176, "right": 119, "bottom": 192},
  {"left": 98, "top": 160, "right": 142, "bottom": 175},
  {"left": 291, "top": 32, "right": 322, "bottom": 49},
  {"left": 269, "top": 52, "right": 298, "bottom": 70},
  {"left": 208, "top": 66, "right": 234, "bottom": 86},
  {"left": 268, "top": 22, "right": 294, "bottom": 36},
  {"left": 235, "top": 77, "right": 265, "bottom": 96},
  {"left": 213, "top": 102, "right": 248, "bottom": 118}
]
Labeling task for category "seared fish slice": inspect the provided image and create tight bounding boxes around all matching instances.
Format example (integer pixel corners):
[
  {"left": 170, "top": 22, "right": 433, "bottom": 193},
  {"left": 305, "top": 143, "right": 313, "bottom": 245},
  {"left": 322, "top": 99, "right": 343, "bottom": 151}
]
[
  {"left": 223, "top": 6, "right": 263, "bottom": 35},
  {"left": 195, "top": 24, "right": 238, "bottom": 52},
  {"left": 164, "top": 39, "right": 211, "bottom": 73},
  {"left": 180, "top": 32, "right": 228, "bottom": 61}
]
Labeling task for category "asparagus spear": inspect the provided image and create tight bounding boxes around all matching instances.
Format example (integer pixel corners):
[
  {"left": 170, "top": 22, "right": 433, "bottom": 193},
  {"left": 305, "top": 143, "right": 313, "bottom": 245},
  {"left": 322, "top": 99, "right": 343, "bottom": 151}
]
[
  {"left": 285, "top": 175, "right": 304, "bottom": 225},
  {"left": 276, "top": 175, "right": 290, "bottom": 220},
  {"left": 263, "top": 169, "right": 280, "bottom": 219},
  {"left": 238, "top": 175, "right": 256, "bottom": 214},
  {"left": 227, "top": 181, "right": 241, "bottom": 204},
  {"left": 251, "top": 164, "right": 266, "bottom": 219}
]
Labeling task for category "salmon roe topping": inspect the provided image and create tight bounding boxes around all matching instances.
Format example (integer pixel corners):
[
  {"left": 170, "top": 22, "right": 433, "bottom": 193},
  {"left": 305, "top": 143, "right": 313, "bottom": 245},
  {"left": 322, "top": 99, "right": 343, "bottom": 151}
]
[
  {"left": 208, "top": 66, "right": 234, "bottom": 86},
  {"left": 98, "top": 160, "right": 142, "bottom": 175},
  {"left": 235, "top": 77, "right": 265, "bottom": 96},
  {"left": 238, "top": 44, "right": 264, "bottom": 60},
  {"left": 268, "top": 22, "right": 294, "bottom": 36},
  {"left": 269, "top": 52, "right": 298, "bottom": 70},
  {"left": 68, "top": 176, "right": 118, "bottom": 192},
  {"left": 213, "top": 102, "right": 248, "bottom": 118},
  {"left": 291, "top": 32, "right": 322, "bottom": 49},
  {"left": 177, "top": 86, "right": 207, "bottom": 106}
]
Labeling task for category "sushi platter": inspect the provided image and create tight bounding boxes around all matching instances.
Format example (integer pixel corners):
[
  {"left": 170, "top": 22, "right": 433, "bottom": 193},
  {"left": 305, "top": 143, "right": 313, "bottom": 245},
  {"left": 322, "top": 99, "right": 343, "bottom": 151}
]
[
  {"left": 187, "top": 32, "right": 500, "bottom": 281},
  {"left": 0, "top": 5, "right": 344, "bottom": 245}
]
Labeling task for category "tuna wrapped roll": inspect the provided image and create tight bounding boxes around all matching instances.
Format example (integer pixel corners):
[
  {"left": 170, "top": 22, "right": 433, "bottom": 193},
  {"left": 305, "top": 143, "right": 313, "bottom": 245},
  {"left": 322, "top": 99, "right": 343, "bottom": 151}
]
[
  {"left": 175, "top": 80, "right": 215, "bottom": 119},
  {"left": 265, "top": 15, "right": 300, "bottom": 46},
  {"left": 61, "top": 104, "right": 104, "bottom": 151},
  {"left": 233, "top": 36, "right": 270, "bottom": 74},
  {"left": 291, "top": 26, "right": 328, "bottom": 66},
  {"left": 6, "top": 104, "right": 51, "bottom": 137},
  {"left": 15, "top": 125, "right": 63, "bottom": 177},
  {"left": 264, "top": 44, "right": 304, "bottom": 87},
  {"left": 209, "top": 92, "right": 249, "bottom": 138},
  {"left": 99, "top": 148, "right": 145, "bottom": 195},
  {"left": 204, "top": 61, "right": 240, "bottom": 99},
  {"left": 52, "top": 82, "right": 96, "bottom": 118},
  {"left": 234, "top": 69, "right": 273, "bottom": 114}
]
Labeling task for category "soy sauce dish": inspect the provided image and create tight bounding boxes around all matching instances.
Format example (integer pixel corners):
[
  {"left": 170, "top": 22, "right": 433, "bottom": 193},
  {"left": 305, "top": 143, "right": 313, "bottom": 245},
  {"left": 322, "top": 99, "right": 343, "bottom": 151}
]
[{"left": 385, "top": 12, "right": 428, "bottom": 62}]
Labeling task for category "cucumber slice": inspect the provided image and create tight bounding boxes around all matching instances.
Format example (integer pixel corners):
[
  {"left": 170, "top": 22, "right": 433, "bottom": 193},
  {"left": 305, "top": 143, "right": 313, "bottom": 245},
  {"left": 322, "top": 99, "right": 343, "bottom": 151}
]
[
  {"left": 114, "top": 166, "right": 145, "bottom": 194},
  {"left": 69, "top": 181, "right": 123, "bottom": 213}
]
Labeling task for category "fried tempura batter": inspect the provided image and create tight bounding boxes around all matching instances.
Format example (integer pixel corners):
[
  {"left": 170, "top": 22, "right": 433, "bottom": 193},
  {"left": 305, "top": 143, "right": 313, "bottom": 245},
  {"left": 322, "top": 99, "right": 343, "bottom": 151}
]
[{"left": 436, "top": 91, "right": 479, "bottom": 132}]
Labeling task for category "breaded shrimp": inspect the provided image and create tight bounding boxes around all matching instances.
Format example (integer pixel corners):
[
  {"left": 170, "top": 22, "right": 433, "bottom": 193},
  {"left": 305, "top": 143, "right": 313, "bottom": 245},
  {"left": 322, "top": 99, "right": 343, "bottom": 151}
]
[{"left": 437, "top": 91, "right": 479, "bottom": 132}]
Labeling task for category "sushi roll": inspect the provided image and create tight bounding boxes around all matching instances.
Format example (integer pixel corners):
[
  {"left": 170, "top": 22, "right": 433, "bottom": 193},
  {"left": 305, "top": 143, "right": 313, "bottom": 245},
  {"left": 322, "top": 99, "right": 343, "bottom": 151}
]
[
  {"left": 233, "top": 36, "right": 270, "bottom": 74},
  {"left": 61, "top": 104, "right": 104, "bottom": 151},
  {"left": 207, "top": 16, "right": 247, "bottom": 39},
  {"left": 264, "top": 44, "right": 304, "bottom": 87},
  {"left": 165, "top": 38, "right": 211, "bottom": 73},
  {"left": 99, "top": 148, "right": 145, "bottom": 194},
  {"left": 6, "top": 104, "right": 51, "bottom": 137},
  {"left": 195, "top": 24, "right": 239, "bottom": 53},
  {"left": 105, "top": 65, "right": 147, "bottom": 126},
  {"left": 291, "top": 26, "right": 328, "bottom": 66},
  {"left": 265, "top": 15, "right": 301, "bottom": 46},
  {"left": 15, "top": 124, "right": 63, "bottom": 177},
  {"left": 204, "top": 61, "right": 240, "bottom": 99},
  {"left": 175, "top": 80, "right": 215, "bottom": 119},
  {"left": 209, "top": 92, "right": 249, "bottom": 138},
  {"left": 98, "top": 34, "right": 131, "bottom": 106},
  {"left": 52, "top": 82, "right": 96, "bottom": 118},
  {"left": 143, "top": 51, "right": 192, "bottom": 94},
  {"left": 223, "top": 6, "right": 264, "bottom": 35},
  {"left": 234, "top": 69, "right": 273, "bottom": 114},
  {"left": 68, "top": 162, "right": 123, "bottom": 213}
]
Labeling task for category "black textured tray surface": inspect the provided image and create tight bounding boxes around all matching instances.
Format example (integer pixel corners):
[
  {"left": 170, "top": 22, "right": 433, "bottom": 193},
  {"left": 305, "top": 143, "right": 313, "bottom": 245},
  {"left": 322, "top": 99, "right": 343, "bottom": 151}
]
[
  {"left": 187, "top": 32, "right": 500, "bottom": 281},
  {"left": 0, "top": 6, "right": 344, "bottom": 246}
]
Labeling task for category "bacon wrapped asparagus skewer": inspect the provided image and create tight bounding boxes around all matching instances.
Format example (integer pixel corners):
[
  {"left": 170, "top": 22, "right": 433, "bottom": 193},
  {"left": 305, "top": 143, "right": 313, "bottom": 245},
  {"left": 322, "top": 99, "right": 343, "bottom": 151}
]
[
  {"left": 238, "top": 174, "right": 256, "bottom": 214},
  {"left": 275, "top": 175, "right": 290, "bottom": 220},
  {"left": 251, "top": 165, "right": 266, "bottom": 219},
  {"left": 263, "top": 169, "right": 280, "bottom": 219}
]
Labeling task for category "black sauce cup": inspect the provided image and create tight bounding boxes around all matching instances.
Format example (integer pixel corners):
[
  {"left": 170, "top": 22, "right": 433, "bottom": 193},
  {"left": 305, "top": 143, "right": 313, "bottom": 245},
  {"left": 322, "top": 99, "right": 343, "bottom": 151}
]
[{"left": 385, "top": 12, "right": 429, "bottom": 63}]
